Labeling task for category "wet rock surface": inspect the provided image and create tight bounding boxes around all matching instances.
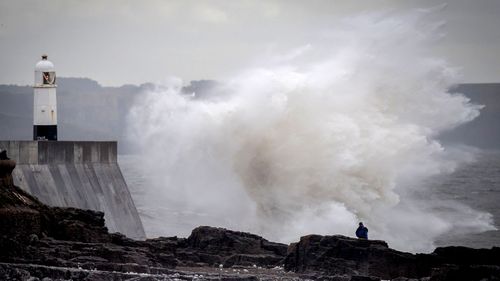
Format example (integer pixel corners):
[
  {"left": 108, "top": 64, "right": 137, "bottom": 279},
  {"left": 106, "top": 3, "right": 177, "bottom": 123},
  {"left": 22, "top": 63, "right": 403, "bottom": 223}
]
[
  {"left": 1, "top": 158, "right": 499, "bottom": 280},
  {"left": 284, "top": 232, "right": 500, "bottom": 280}
]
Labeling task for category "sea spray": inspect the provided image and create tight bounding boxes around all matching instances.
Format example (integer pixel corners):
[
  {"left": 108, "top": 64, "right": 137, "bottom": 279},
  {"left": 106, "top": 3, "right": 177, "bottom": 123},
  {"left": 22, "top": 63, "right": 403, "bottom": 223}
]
[{"left": 128, "top": 11, "right": 495, "bottom": 252}]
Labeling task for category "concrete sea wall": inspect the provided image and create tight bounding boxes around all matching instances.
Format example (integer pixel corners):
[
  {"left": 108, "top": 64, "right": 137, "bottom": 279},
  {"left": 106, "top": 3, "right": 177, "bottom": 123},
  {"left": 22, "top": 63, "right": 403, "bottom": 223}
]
[{"left": 0, "top": 140, "right": 145, "bottom": 239}]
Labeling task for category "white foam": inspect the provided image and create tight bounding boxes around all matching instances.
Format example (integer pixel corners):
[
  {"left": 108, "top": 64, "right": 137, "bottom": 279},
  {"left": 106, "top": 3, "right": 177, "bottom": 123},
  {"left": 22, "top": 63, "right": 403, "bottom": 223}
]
[{"left": 128, "top": 11, "right": 495, "bottom": 252}]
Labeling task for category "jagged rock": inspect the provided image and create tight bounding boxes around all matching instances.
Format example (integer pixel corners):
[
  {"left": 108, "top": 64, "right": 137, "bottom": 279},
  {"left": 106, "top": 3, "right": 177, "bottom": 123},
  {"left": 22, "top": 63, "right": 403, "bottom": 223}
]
[
  {"left": 284, "top": 234, "right": 423, "bottom": 279},
  {"left": 182, "top": 226, "right": 287, "bottom": 267},
  {"left": 188, "top": 226, "right": 287, "bottom": 256},
  {"left": 391, "top": 277, "right": 423, "bottom": 281},
  {"left": 222, "top": 254, "right": 283, "bottom": 268},
  {"left": 0, "top": 159, "right": 15, "bottom": 187},
  {"left": 350, "top": 276, "right": 381, "bottom": 281},
  {"left": 429, "top": 264, "right": 500, "bottom": 281},
  {"left": 314, "top": 276, "right": 351, "bottom": 281},
  {"left": 0, "top": 263, "right": 32, "bottom": 280},
  {"left": 284, "top": 234, "right": 500, "bottom": 280},
  {"left": 432, "top": 246, "right": 500, "bottom": 266},
  {"left": 45, "top": 207, "right": 110, "bottom": 243},
  {"left": 0, "top": 160, "right": 41, "bottom": 208}
]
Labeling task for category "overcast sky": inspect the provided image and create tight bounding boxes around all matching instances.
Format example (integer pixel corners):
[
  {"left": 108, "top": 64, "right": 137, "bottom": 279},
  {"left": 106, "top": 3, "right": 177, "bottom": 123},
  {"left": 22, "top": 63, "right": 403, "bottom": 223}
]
[{"left": 0, "top": 0, "right": 499, "bottom": 86}]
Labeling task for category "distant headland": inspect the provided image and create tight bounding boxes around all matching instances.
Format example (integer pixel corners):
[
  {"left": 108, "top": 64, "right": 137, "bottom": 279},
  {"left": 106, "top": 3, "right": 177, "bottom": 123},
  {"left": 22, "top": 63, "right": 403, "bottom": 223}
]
[{"left": 1, "top": 80, "right": 499, "bottom": 151}]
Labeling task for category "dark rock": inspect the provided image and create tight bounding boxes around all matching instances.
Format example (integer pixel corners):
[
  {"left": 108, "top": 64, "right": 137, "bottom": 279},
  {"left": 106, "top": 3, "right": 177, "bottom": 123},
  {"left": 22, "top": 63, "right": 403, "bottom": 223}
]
[
  {"left": 0, "top": 159, "right": 41, "bottom": 208},
  {"left": 0, "top": 159, "right": 15, "bottom": 187},
  {"left": 0, "top": 263, "right": 32, "bottom": 280},
  {"left": 315, "top": 276, "right": 351, "bottom": 281},
  {"left": 0, "top": 150, "right": 10, "bottom": 160},
  {"left": 184, "top": 226, "right": 287, "bottom": 267},
  {"left": 70, "top": 255, "right": 109, "bottom": 263},
  {"left": 220, "top": 277, "right": 259, "bottom": 281},
  {"left": 429, "top": 264, "right": 500, "bottom": 281},
  {"left": 47, "top": 207, "right": 110, "bottom": 243},
  {"left": 29, "top": 234, "right": 39, "bottom": 244},
  {"left": 350, "top": 276, "right": 381, "bottom": 281},
  {"left": 188, "top": 226, "right": 287, "bottom": 256},
  {"left": 3, "top": 155, "right": 500, "bottom": 281},
  {"left": 285, "top": 233, "right": 500, "bottom": 280},
  {"left": 0, "top": 262, "right": 196, "bottom": 281},
  {"left": 223, "top": 254, "right": 284, "bottom": 268},
  {"left": 284, "top": 234, "right": 422, "bottom": 279},
  {"left": 432, "top": 246, "right": 500, "bottom": 266}
]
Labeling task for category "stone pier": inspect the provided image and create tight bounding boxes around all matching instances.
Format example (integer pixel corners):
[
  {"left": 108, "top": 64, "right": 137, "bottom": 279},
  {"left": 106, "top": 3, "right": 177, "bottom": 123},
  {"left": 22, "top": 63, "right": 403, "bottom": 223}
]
[{"left": 0, "top": 140, "right": 145, "bottom": 239}]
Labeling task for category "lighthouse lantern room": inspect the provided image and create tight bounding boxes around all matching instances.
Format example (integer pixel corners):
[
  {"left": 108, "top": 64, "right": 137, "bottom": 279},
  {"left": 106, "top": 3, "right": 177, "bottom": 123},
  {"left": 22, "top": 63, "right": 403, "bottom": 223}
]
[{"left": 33, "top": 54, "right": 57, "bottom": 141}]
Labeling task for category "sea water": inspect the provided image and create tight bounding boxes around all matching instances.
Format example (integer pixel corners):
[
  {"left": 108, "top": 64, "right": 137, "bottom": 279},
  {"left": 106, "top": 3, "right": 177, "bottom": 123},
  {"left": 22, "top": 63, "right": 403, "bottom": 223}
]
[
  {"left": 119, "top": 150, "right": 500, "bottom": 251},
  {"left": 430, "top": 150, "right": 500, "bottom": 248}
]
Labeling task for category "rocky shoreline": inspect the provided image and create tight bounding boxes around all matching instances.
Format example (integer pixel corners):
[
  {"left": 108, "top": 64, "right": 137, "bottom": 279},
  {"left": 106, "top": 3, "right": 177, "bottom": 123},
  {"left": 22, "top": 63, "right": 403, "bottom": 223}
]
[{"left": 1, "top": 159, "right": 499, "bottom": 281}]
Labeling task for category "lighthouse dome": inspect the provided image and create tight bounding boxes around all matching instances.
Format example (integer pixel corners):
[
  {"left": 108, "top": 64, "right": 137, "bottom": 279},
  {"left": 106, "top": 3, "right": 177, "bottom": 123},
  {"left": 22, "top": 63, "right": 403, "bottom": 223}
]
[
  {"left": 34, "top": 55, "right": 56, "bottom": 86},
  {"left": 35, "top": 56, "right": 55, "bottom": 72}
]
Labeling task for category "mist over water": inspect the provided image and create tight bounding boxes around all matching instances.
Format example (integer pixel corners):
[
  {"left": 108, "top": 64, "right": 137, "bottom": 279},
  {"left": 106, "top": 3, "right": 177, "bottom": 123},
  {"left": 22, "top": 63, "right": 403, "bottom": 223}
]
[{"left": 128, "top": 11, "right": 496, "bottom": 252}]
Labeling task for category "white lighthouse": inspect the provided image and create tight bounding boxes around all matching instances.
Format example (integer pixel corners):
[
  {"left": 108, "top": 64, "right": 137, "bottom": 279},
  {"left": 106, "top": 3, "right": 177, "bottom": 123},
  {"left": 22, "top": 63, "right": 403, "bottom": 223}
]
[{"left": 33, "top": 54, "right": 57, "bottom": 141}]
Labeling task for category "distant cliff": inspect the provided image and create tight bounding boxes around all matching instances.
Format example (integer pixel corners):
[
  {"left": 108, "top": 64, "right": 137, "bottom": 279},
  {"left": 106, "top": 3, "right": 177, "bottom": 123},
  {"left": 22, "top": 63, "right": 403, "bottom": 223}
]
[
  {"left": 0, "top": 80, "right": 499, "bottom": 150},
  {"left": 0, "top": 78, "right": 216, "bottom": 152}
]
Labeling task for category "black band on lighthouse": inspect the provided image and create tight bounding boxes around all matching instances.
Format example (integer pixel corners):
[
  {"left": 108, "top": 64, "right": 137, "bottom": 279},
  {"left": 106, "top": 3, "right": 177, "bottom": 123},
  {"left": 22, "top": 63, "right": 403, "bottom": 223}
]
[{"left": 33, "top": 125, "right": 57, "bottom": 141}]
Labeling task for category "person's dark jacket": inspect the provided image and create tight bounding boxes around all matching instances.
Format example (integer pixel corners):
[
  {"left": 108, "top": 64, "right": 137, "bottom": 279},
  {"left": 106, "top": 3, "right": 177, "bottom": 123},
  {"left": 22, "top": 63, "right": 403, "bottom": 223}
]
[{"left": 356, "top": 225, "right": 368, "bottom": 239}]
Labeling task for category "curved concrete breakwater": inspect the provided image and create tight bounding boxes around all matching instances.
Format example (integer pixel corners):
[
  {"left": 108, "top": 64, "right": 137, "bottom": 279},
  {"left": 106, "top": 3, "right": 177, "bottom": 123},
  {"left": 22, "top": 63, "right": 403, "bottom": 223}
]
[{"left": 0, "top": 140, "right": 145, "bottom": 239}]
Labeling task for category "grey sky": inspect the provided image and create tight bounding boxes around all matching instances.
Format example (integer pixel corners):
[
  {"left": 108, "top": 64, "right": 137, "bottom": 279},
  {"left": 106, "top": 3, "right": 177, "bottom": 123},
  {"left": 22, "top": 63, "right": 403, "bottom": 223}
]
[{"left": 0, "top": 0, "right": 499, "bottom": 86}]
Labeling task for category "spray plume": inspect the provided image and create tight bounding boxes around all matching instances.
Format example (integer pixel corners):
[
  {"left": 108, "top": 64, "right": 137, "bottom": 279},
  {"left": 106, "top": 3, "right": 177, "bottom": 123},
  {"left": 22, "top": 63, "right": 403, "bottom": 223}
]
[{"left": 128, "top": 10, "right": 495, "bottom": 252}]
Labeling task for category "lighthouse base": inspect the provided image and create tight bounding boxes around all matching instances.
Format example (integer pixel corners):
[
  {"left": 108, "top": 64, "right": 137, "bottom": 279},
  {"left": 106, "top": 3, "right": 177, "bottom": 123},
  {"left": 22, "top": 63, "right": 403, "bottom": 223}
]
[
  {"left": 33, "top": 125, "right": 57, "bottom": 141},
  {"left": 0, "top": 140, "right": 145, "bottom": 239}
]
